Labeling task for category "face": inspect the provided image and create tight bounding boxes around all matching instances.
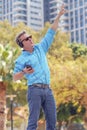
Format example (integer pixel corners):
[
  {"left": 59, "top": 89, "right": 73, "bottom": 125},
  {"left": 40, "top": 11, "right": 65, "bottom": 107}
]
[{"left": 20, "top": 33, "right": 34, "bottom": 52}]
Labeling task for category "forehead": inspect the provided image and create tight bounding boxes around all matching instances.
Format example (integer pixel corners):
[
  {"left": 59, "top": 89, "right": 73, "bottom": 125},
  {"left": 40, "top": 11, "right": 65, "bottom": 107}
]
[{"left": 20, "top": 33, "right": 29, "bottom": 41}]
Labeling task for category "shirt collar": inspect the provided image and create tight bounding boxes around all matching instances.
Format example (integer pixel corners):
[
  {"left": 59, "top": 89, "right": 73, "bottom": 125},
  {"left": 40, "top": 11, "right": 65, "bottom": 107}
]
[{"left": 22, "top": 46, "right": 35, "bottom": 55}]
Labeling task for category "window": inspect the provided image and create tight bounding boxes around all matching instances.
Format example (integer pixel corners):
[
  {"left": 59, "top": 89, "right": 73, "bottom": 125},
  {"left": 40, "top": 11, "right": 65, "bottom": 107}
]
[
  {"left": 75, "top": 1, "right": 78, "bottom": 8},
  {"left": 76, "top": 30, "right": 79, "bottom": 42},
  {"left": 70, "top": 3, "right": 73, "bottom": 9},
  {"left": 70, "top": 18, "right": 73, "bottom": 24},
  {"left": 80, "top": 29, "right": 84, "bottom": 43},
  {"left": 71, "top": 24, "right": 74, "bottom": 30},
  {"left": 71, "top": 32, "right": 74, "bottom": 42},
  {"left": 70, "top": 0, "right": 73, "bottom": 2},
  {"left": 75, "top": 10, "right": 78, "bottom": 15},
  {"left": 79, "top": 0, "right": 83, "bottom": 6},
  {"left": 70, "top": 11, "right": 73, "bottom": 17},
  {"left": 80, "top": 8, "right": 83, "bottom": 14}
]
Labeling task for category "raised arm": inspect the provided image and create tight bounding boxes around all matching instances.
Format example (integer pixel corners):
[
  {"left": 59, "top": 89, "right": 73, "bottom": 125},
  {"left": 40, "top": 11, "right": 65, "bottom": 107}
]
[{"left": 51, "top": 4, "right": 66, "bottom": 31}]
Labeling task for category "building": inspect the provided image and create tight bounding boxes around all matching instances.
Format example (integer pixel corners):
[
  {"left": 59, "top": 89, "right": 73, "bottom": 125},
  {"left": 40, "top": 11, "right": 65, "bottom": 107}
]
[
  {"left": 63, "top": 0, "right": 87, "bottom": 45},
  {"left": 0, "top": 0, "right": 3, "bottom": 21},
  {"left": 27, "top": 0, "right": 44, "bottom": 31},
  {"left": 2, "top": 0, "right": 27, "bottom": 26},
  {"left": 0, "top": 0, "right": 60, "bottom": 31},
  {"left": 27, "top": 0, "right": 60, "bottom": 31},
  {"left": 1, "top": 0, "right": 87, "bottom": 45}
]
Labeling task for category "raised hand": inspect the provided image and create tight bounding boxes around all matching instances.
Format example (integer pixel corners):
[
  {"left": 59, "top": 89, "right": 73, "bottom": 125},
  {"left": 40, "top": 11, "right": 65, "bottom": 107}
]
[{"left": 58, "top": 4, "right": 67, "bottom": 18}]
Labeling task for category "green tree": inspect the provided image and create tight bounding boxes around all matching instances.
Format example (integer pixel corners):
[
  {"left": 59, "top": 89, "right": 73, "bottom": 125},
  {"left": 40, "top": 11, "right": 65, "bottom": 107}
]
[
  {"left": 0, "top": 20, "right": 87, "bottom": 125},
  {"left": 69, "top": 43, "right": 87, "bottom": 59}
]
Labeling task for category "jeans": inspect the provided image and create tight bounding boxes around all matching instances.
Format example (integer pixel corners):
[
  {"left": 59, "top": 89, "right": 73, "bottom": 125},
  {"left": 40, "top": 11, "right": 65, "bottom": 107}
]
[{"left": 27, "top": 85, "right": 56, "bottom": 130}]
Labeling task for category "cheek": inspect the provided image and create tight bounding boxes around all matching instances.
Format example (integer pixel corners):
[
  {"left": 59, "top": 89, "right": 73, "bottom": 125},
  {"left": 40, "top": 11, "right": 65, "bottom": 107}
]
[{"left": 27, "top": 42, "right": 32, "bottom": 47}]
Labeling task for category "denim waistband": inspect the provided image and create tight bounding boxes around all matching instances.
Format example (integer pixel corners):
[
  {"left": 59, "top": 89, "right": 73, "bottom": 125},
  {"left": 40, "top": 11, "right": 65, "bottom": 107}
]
[{"left": 30, "top": 83, "right": 50, "bottom": 88}]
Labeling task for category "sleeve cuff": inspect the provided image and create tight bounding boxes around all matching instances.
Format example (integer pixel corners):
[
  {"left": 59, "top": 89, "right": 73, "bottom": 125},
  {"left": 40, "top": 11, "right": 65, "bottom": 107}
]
[{"left": 47, "top": 28, "right": 56, "bottom": 35}]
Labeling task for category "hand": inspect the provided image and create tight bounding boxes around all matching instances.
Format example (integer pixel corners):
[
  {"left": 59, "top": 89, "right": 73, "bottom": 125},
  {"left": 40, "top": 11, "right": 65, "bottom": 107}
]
[
  {"left": 23, "top": 67, "right": 34, "bottom": 74},
  {"left": 58, "top": 4, "right": 67, "bottom": 18}
]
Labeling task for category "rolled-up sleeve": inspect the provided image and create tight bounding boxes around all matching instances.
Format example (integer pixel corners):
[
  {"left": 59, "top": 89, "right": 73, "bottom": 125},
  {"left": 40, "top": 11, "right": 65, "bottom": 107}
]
[{"left": 13, "top": 60, "right": 24, "bottom": 74}]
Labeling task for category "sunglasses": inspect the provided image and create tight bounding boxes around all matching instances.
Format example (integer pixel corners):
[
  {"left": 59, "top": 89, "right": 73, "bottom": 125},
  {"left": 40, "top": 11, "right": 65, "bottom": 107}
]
[{"left": 21, "top": 35, "right": 32, "bottom": 42}]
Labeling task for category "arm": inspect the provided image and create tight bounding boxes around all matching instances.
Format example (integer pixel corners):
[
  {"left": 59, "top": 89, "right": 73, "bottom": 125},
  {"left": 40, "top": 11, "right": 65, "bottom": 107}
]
[
  {"left": 13, "top": 71, "right": 25, "bottom": 81},
  {"left": 13, "top": 61, "right": 34, "bottom": 81},
  {"left": 39, "top": 5, "right": 66, "bottom": 53},
  {"left": 51, "top": 4, "right": 66, "bottom": 31},
  {"left": 13, "top": 68, "right": 34, "bottom": 81}
]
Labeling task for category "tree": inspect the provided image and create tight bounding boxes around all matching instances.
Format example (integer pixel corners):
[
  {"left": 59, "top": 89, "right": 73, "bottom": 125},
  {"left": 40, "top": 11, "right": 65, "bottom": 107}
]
[
  {"left": 0, "top": 20, "right": 87, "bottom": 128},
  {"left": 69, "top": 43, "right": 87, "bottom": 59}
]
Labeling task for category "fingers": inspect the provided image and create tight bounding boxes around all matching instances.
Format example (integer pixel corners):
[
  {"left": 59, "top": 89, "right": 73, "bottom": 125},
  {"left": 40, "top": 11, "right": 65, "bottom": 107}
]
[
  {"left": 61, "top": 4, "right": 65, "bottom": 9},
  {"left": 27, "top": 68, "right": 34, "bottom": 73},
  {"left": 23, "top": 67, "right": 34, "bottom": 74},
  {"left": 59, "top": 4, "right": 67, "bottom": 15}
]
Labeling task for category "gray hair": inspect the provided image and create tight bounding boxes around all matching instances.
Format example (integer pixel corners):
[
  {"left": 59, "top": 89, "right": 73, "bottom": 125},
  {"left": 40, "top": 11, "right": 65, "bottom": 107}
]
[{"left": 15, "top": 30, "right": 26, "bottom": 45}]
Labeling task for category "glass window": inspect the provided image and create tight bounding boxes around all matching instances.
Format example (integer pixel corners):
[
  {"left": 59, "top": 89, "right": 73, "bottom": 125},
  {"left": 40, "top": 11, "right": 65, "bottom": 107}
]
[
  {"left": 76, "top": 30, "right": 79, "bottom": 41},
  {"left": 75, "top": 16, "right": 78, "bottom": 22},
  {"left": 80, "top": 20, "right": 84, "bottom": 27},
  {"left": 70, "top": 11, "right": 73, "bottom": 17},
  {"left": 75, "top": 10, "right": 78, "bottom": 15},
  {"left": 70, "top": 0, "right": 73, "bottom": 2},
  {"left": 71, "top": 32, "right": 74, "bottom": 42},
  {"left": 70, "top": 3, "right": 73, "bottom": 9},
  {"left": 80, "top": 15, "right": 83, "bottom": 20},
  {"left": 70, "top": 18, "right": 73, "bottom": 24},
  {"left": 64, "top": 13, "right": 68, "bottom": 16},
  {"left": 75, "top": 2, "right": 78, "bottom": 8},
  {"left": 80, "top": 29, "right": 84, "bottom": 43},
  {"left": 75, "top": 23, "right": 78, "bottom": 28},
  {"left": 71, "top": 24, "right": 74, "bottom": 29},
  {"left": 79, "top": 0, "right": 83, "bottom": 6},
  {"left": 64, "top": 0, "right": 68, "bottom": 2},
  {"left": 80, "top": 8, "right": 83, "bottom": 14}
]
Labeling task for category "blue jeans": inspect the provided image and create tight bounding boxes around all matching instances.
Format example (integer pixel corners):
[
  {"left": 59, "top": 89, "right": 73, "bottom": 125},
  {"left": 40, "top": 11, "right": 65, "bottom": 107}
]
[{"left": 27, "top": 86, "right": 56, "bottom": 130}]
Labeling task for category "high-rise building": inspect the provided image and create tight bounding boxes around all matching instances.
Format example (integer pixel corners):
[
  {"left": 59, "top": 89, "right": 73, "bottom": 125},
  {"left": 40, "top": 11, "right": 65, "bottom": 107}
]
[
  {"left": 1, "top": 0, "right": 59, "bottom": 31},
  {"left": 1, "top": 0, "right": 87, "bottom": 45},
  {"left": 27, "top": 0, "right": 60, "bottom": 31},
  {"left": 2, "top": 0, "right": 27, "bottom": 26},
  {"left": 0, "top": 0, "right": 3, "bottom": 21},
  {"left": 63, "top": 0, "right": 87, "bottom": 45},
  {"left": 27, "top": 0, "right": 44, "bottom": 31}
]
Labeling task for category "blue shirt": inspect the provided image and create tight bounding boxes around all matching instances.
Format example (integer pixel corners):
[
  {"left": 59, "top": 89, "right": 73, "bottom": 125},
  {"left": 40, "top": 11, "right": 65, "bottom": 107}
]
[{"left": 13, "top": 28, "right": 56, "bottom": 86}]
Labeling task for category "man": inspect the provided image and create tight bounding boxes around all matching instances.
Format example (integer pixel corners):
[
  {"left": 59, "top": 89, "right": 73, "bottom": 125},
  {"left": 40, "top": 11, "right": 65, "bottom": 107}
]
[{"left": 13, "top": 5, "right": 66, "bottom": 130}]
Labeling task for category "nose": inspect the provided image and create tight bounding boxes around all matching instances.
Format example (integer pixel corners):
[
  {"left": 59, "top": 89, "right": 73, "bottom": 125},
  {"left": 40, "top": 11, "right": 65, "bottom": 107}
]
[{"left": 29, "top": 38, "right": 32, "bottom": 42}]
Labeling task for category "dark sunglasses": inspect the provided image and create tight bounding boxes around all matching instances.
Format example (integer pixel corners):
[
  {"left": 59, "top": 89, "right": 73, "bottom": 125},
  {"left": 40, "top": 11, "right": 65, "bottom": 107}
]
[{"left": 22, "top": 35, "right": 32, "bottom": 42}]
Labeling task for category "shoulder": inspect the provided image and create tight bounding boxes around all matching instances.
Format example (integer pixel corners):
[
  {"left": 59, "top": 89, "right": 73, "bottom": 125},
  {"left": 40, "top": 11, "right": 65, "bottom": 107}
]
[{"left": 15, "top": 53, "right": 25, "bottom": 63}]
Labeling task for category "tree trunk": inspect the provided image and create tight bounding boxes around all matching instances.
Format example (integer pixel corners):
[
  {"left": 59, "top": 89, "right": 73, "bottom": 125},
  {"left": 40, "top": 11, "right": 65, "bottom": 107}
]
[{"left": 0, "top": 82, "right": 6, "bottom": 130}]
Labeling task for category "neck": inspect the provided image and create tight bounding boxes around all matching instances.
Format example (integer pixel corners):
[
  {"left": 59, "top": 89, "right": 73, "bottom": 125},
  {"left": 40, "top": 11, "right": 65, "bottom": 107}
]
[{"left": 23, "top": 47, "right": 34, "bottom": 53}]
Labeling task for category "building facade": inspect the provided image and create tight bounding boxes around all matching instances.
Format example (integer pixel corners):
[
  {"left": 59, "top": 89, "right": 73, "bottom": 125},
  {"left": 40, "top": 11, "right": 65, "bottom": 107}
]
[
  {"left": 63, "top": 0, "right": 87, "bottom": 45},
  {"left": 0, "top": 0, "right": 3, "bottom": 21},
  {"left": 27, "top": 0, "right": 59, "bottom": 31},
  {"left": 1, "top": 0, "right": 59, "bottom": 31},
  {"left": 0, "top": 0, "right": 87, "bottom": 44},
  {"left": 2, "top": 0, "right": 27, "bottom": 26}
]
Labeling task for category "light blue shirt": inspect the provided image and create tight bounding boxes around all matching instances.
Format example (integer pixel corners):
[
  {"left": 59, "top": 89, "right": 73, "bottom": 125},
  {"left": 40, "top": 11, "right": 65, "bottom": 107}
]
[{"left": 13, "top": 28, "right": 56, "bottom": 86}]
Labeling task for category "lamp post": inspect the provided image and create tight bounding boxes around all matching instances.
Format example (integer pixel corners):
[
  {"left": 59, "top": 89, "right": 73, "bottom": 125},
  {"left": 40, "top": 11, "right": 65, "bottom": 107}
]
[{"left": 6, "top": 95, "right": 16, "bottom": 130}]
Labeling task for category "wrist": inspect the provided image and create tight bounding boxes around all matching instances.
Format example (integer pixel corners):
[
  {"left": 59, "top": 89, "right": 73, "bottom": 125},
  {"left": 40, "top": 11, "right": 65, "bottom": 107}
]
[
  {"left": 21, "top": 70, "right": 26, "bottom": 74},
  {"left": 57, "top": 15, "right": 61, "bottom": 20}
]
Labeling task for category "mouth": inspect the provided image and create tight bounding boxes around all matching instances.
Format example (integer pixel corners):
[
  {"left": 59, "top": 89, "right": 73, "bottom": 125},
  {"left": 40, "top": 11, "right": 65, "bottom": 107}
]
[
  {"left": 31, "top": 44, "right": 34, "bottom": 49},
  {"left": 31, "top": 43, "right": 34, "bottom": 46}
]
